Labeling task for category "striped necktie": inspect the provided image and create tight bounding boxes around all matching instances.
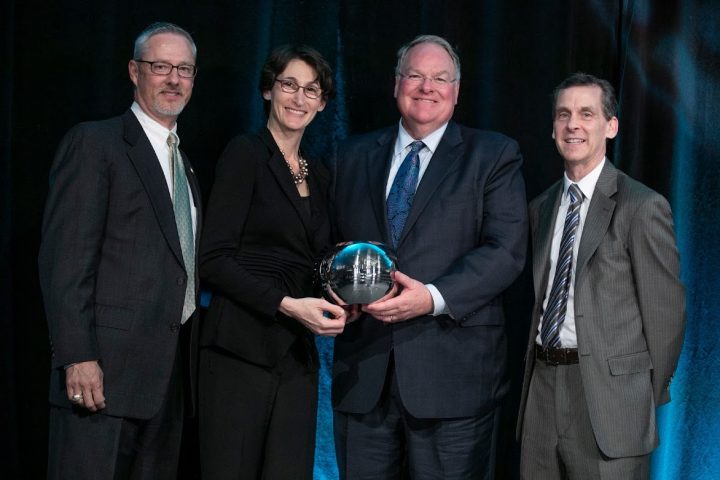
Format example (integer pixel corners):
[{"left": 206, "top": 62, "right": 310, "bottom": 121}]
[{"left": 540, "top": 184, "right": 583, "bottom": 347}]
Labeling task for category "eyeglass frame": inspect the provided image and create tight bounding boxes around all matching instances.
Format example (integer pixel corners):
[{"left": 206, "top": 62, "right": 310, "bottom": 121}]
[
  {"left": 134, "top": 59, "right": 197, "bottom": 78},
  {"left": 274, "top": 78, "right": 323, "bottom": 99},
  {"left": 397, "top": 72, "right": 458, "bottom": 87}
]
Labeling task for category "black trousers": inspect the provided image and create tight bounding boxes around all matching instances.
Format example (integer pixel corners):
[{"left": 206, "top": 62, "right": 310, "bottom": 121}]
[
  {"left": 198, "top": 341, "right": 318, "bottom": 480},
  {"left": 47, "top": 322, "right": 191, "bottom": 480},
  {"left": 334, "top": 356, "right": 499, "bottom": 480}
]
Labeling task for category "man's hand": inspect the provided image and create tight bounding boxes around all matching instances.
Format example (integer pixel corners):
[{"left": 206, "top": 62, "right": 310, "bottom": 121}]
[
  {"left": 363, "top": 271, "right": 433, "bottom": 323},
  {"left": 65, "top": 360, "right": 106, "bottom": 412}
]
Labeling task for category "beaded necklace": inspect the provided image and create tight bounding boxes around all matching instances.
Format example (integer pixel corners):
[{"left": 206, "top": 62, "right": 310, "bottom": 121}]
[{"left": 279, "top": 147, "right": 309, "bottom": 185}]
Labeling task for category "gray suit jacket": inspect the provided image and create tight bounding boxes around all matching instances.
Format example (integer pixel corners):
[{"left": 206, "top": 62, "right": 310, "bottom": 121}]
[
  {"left": 331, "top": 122, "right": 528, "bottom": 418},
  {"left": 39, "top": 109, "right": 202, "bottom": 420},
  {"left": 517, "top": 161, "right": 685, "bottom": 457}
]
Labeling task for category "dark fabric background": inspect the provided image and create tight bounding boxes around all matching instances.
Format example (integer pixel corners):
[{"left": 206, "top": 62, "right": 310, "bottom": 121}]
[{"left": 2, "top": 1, "right": 718, "bottom": 478}]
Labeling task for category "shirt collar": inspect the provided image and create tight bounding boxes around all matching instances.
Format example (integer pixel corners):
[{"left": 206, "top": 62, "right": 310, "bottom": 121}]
[
  {"left": 131, "top": 101, "right": 177, "bottom": 141},
  {"left": 563, "top": 157, "right": 606, "bottom": 202},
  {"left": 395, "top": 120, "right": 449, "bottom": 156}
]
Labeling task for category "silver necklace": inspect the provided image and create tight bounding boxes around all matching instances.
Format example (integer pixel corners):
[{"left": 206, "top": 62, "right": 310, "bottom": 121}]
[{"left": 279, "top": 147, "right": 309, "bottom": 185}]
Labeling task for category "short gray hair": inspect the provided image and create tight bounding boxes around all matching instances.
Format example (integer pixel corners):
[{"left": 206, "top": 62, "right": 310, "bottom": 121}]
[
  {"left": 394, "top": 35, "right": 461, "bottom": 80},
  {"left": 133, "top": 22, "right": 197, "bottom": 60}
]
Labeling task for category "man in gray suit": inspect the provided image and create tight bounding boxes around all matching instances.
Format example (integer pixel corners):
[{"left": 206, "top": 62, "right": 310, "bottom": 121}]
[
  {"left": 517, "top": 72, "right": 685, "bottom": 479},
  {"left": 39, "top": 22, "right": 200, "bottom": 479}
]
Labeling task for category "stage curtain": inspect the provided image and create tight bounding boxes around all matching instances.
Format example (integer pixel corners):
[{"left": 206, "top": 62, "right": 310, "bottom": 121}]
[{"left": 3, "top": 1, "right": 717, "bottom": 478}]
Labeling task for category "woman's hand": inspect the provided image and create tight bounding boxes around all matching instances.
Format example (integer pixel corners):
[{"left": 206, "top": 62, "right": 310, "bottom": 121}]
[{"left": 279, "top": 296, "right": 347, "bottom": 337}]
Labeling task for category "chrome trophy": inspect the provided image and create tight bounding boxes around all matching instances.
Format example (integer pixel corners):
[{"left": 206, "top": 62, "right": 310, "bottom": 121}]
[{"left": 320, "top": 241, "right": 397, "bottom": 305}]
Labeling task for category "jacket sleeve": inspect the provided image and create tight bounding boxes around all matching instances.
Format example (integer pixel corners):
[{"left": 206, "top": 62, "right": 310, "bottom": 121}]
[
  {"left": 628, "top": 193, "right": 685, "bottom": 405},
  {"left": 433, "top": 138, "right": 529, "bottom": 321},
  {"left": 38, "top": 124, "right": 109, "bottom": 369},
  {"left": 198, "top": 135, "right": 287, "bottom": 318}
]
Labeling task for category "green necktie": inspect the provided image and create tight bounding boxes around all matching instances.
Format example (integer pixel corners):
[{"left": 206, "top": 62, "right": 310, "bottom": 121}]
[{"left": 167, "top": 133, "right": 196, "bottom": 324}]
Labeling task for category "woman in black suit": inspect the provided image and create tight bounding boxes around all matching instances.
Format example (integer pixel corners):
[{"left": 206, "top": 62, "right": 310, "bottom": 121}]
[{"left": 198, "top": 45, "right": 346, "bottom": 479}]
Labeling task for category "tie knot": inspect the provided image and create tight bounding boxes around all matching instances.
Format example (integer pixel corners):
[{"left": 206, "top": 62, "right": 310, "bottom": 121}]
[
  {"left": 167, "top": 133, "right": 179, "bottom": 148},
  {"left": 409, "top": 140, "right": 424, "bottom": 153},
  {"left": 568, "top": 184, "right": 582, "bottom": 204}
]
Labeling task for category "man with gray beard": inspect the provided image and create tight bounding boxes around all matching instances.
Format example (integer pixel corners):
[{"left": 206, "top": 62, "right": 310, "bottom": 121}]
[{"left": 39, "top": 22, "right": 201, "bottom": 479}]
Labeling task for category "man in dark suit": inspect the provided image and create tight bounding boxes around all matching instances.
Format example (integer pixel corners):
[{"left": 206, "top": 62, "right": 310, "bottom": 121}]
[
  {"left": 38, "top": 22, "right": 200, "bottom": 479},
  {"left": 330, "top": 35, "right": 528, "bottom": 479},
  {"left": 517, "top": 73, "right": 685, "bottom": 479}
]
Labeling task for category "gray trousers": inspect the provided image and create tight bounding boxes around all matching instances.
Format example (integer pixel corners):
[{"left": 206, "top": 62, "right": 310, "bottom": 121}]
[{"left": 520, "top": 359, "right": 649, "bottom": 480}]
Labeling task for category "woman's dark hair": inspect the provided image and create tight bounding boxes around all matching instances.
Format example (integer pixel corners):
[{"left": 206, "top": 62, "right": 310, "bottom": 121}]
[{"left": 259, "top": 44, "right": 335, "bottom": 104}]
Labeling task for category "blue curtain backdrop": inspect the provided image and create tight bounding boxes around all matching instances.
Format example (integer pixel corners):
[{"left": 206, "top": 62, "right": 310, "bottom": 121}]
[
  {"left": 2, "top": 0, "right": 718, "bottom": 478},
  {"left": 648, "top": 2, "right": 720, "bottom": 479}
]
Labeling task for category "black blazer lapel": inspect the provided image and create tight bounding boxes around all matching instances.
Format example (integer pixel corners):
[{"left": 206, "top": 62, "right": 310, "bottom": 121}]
[
  {"left": 182, "top": 151, "right": 202, "bottom": 259},
  {"left": 367, "top": 128, "right": 396, "bottom": 245},
  {"left": 398, "top": 122, "right": 463, "bottom": 248},
  {"left": 261, "top": 130, "right": 317, "bottom": 240},
  {"left": 122, "top": 110, "right": 185, "bottom": 267}
]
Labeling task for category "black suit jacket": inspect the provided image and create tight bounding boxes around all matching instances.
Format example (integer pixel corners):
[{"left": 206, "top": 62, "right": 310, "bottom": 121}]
[
  {"left": 199, "top": 129, "right": 331, "bottom": 368},
  {"left": 330, "top": 122, "right": 528, "bottom": 418},
  {"left": 38, "top": 109, "right": 202, "bottom": 420}
]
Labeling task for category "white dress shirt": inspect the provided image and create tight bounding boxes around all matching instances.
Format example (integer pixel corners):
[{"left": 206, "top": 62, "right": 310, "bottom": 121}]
[
  {"left": 130, "top": 102, "right": 197, "bottom": 238},
  {"left": 386, "top": 121, "right": 450, "bottom": 316},
  {"left": 536, "top": 158, "right": 606, "bottom": 347}
]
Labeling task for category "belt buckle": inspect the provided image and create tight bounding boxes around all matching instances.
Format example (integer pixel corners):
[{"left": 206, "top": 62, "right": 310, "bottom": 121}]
[
  {"left": 546, "top": 348, "right": 560, "bottom": 366},
  {"left": 537, "top": 345, "right": 559, "bottom": 366}
]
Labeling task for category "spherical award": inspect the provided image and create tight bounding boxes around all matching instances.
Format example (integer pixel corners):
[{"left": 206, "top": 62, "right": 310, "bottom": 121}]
[{"left": 319, "top": 241, "right": 398, "bottom": 305}]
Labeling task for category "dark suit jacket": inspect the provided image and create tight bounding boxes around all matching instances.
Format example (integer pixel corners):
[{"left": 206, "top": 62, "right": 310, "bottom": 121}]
[
  {"left": 199, "top": 129, "right": 331, "bottom": 368},
  {"left": 517, "top": 161, "right": 685, "bottom": 458},
  {"left": 38, "top": 109, "right": 202, "bottom": 420},
  {"left": 330, "top": 121, "right": 528, "bottom": 418}
]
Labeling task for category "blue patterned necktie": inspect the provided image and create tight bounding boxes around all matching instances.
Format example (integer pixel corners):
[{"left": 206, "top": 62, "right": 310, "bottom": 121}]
[
  {"left": 387, "top": 140, "right": 424, "bottom": 248},
  {"left": 167, "top": 133, "right": 196, "bottom": 324},
  {"left": 541, "top": 184, "right": 583, "bottom": 347}
]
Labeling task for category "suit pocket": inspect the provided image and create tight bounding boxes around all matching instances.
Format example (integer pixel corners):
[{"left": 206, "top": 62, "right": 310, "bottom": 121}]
[
  {"left": 95, "top": 303, "right": 135, "bottom": 331},
  {"left": 607, "top": 350, "right": 653, "bottom": 375}
]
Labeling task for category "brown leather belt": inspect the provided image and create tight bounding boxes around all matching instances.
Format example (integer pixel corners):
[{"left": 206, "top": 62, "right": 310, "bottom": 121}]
[{"left": 535, "top": 344, "right": 579, "bottom": 365}]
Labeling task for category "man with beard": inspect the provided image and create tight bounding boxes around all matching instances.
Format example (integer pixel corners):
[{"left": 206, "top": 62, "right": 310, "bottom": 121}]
[{"left": 39, "top": 22, "right": 201, "bottom": 479}]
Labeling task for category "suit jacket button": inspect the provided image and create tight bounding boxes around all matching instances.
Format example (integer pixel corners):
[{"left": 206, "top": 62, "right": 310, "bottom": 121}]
[
  {"left": 176, "top": 277, "right": 185, "bottom": 286},
  {"left": 170, "top": 322, "right": 180, "bottom": 332}
]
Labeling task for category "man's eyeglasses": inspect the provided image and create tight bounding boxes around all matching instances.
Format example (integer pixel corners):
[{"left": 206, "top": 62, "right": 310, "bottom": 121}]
[
  {"left": 275, "top": 78, "right": 322, "bottom": 99},
  {"left": 135, "top": 60, "right": 197, "bottom": 78},
  {"left": 399, "top": 73, "right": 457, "bottom": 87}
]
